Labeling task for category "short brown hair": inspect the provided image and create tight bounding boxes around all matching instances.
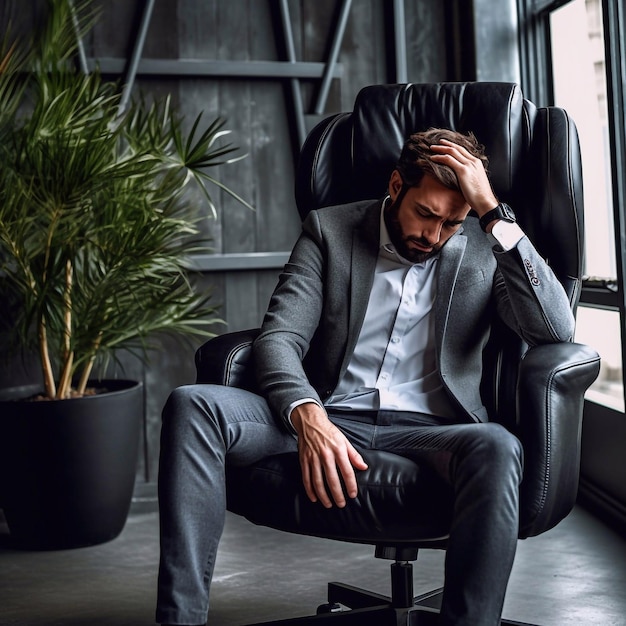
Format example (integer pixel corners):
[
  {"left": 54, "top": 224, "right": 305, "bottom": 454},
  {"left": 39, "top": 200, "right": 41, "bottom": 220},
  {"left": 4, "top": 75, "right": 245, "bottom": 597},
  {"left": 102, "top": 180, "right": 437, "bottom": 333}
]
[{"left": 396, "top": 128, "right": 489, "bottom": 190}]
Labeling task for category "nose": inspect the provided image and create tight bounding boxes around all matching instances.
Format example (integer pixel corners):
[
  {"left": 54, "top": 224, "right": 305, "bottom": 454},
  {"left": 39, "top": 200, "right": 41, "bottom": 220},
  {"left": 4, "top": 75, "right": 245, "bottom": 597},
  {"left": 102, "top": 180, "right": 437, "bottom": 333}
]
[{"left": 423, "top": 222, "right": 443, "bottom": 245}]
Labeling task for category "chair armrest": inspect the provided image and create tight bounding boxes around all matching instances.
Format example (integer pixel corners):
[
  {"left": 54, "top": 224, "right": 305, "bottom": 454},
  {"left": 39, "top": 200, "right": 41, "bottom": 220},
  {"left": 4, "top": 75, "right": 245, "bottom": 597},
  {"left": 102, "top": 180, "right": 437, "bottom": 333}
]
[
  {"left": 516, "top": 342, "right": 600, "bottom": 538},
  {"left": 195, "top": 328, "right": 261, "bottom": 391}
]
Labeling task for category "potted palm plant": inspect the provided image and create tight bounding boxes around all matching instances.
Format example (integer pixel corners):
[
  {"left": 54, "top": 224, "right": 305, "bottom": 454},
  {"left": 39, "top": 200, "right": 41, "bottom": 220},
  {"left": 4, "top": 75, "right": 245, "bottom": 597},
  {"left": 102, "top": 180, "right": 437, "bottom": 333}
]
[{"left": 0, "top": 0, "right": 251, "bottom": 549}]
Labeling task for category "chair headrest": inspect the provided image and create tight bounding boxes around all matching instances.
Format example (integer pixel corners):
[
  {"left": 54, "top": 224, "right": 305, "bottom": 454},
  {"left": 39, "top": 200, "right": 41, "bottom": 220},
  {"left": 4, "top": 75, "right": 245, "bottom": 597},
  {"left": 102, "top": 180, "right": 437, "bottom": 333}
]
[
  {"left": 296, "top": 82, "right": 532, "bottom": 217},
  {"left": 351, "top": 82, "right": 526, "bottom": 200}
]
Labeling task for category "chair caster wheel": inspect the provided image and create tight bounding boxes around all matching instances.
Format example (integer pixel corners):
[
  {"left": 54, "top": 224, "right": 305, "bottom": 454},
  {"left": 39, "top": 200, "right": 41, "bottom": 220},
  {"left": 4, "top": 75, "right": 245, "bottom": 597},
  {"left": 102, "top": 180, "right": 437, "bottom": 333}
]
[{"left": 317, "top": 602, "right": 342, "bottom": 614}]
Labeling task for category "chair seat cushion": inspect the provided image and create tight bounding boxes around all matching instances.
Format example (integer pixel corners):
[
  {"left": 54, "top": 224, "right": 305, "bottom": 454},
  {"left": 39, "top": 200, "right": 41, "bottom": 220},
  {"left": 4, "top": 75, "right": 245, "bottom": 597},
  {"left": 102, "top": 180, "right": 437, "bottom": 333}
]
[{"left": 226, "top": 449, "right": 453, "bottom": 546}]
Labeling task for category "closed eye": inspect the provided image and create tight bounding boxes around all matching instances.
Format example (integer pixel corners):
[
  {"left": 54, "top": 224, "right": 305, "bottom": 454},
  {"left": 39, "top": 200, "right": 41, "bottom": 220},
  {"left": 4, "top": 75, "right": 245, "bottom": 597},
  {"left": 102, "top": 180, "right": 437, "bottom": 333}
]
[
  {"left": 415, "top": 203, "right": 464, "bottom": 228},
  {"left": 444, "top": 220, "right": 464, "bottom": 228}
]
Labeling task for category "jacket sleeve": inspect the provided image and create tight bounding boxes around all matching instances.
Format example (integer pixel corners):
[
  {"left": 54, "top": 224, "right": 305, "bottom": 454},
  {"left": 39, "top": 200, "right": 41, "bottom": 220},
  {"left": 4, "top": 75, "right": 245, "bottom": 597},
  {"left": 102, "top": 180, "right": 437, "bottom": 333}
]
[
  {"left": 253, "top": 211, "right": 326, "bottom": 428},
  {"left": 492, "top": 235, "right": 575, "bottom": 346}
]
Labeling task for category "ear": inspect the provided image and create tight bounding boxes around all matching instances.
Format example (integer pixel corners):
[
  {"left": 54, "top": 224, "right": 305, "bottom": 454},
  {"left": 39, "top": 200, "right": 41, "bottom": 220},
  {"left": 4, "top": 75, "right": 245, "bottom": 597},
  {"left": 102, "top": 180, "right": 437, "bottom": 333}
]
[{"left": 388, "top": 169, "right": 403, "bottom": 201}]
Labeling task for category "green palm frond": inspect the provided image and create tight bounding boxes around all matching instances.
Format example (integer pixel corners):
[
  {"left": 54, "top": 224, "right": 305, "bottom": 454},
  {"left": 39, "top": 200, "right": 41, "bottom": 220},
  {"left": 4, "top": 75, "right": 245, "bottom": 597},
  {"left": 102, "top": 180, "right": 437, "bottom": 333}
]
[{"left": 0, "top": 0, "right": 252, "bottom": 399}]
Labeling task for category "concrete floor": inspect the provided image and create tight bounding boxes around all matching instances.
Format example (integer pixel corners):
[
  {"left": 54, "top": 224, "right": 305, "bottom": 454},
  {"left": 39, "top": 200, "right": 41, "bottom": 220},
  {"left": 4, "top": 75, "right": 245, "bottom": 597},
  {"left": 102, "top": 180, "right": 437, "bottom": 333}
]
[{"left": 0, "top": 504, "right": 625, "bottom": 625}]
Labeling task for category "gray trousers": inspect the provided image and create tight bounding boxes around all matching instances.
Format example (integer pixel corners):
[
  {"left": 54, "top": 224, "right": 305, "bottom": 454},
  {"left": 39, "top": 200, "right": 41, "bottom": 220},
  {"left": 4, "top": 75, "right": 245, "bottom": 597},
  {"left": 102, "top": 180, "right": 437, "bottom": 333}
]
[{"left": 156, "top": 384, "right": 523, "bottom": 626}]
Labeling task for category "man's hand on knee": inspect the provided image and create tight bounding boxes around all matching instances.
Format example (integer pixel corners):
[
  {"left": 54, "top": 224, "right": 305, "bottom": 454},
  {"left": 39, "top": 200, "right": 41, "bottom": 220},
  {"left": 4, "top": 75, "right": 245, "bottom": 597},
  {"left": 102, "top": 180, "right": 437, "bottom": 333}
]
[{"left": 291, "top": 403, "right": 368, "bottom": 509}]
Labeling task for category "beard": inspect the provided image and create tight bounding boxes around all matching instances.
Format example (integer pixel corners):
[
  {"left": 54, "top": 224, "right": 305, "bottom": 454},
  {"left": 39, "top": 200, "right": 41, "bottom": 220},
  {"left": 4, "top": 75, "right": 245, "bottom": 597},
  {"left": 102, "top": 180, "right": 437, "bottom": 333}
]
[{"left": 383, "top": 196, "right": 440, "bottom": 263}]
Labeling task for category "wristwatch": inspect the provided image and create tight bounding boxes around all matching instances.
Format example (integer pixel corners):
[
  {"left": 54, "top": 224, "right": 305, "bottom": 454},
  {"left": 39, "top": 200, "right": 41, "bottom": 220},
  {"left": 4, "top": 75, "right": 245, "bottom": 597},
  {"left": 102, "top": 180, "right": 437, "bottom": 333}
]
[{"left": 479, "top": 202, "right": 516, "bottom": 232}]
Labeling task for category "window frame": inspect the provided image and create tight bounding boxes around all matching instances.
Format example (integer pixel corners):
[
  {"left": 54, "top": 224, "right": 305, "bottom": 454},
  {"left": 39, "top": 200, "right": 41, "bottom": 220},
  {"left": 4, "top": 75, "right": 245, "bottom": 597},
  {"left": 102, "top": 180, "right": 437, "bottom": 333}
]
[{"left": 518, "top": 0, "right": 626, "bottom": 409}]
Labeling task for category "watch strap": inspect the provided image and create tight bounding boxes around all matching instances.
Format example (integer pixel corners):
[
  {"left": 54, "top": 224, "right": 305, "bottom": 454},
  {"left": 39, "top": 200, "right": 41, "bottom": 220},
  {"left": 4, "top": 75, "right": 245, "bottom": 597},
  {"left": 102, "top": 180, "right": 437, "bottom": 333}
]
[{"left": 479, "top": 203, "right": 516, "bottom": 232}]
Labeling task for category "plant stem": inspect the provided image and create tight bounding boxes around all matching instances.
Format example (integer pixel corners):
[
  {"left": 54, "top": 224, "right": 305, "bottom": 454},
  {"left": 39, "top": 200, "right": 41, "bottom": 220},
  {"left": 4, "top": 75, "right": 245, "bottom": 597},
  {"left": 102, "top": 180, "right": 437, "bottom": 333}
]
[
  {"left": 56, "top": 259, "right": 74, "bottom": 399},
  {"left": 37, "top": 205, "right": 62, "bottom": 399},
  {"left": 38, "top": 318, "right": 57, "bottom": 399},
  {"left": 76, "top": 333, "right": 102, "bottom": 395},
  {"left": 57, "top": 354, "right": 74, "bottom": 399}
]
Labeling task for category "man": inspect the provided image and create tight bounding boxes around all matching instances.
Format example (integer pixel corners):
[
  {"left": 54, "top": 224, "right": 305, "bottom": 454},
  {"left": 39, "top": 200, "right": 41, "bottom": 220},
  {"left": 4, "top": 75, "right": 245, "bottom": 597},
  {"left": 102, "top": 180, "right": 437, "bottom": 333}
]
[{"left": 156, "top": 128, "right": 575, "bottom": 626}]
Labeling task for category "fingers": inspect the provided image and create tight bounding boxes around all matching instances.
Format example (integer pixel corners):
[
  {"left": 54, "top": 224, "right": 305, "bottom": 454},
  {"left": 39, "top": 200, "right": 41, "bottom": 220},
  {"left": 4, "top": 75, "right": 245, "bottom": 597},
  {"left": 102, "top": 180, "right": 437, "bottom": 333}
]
[
  {"left": 429, "top": 139, "right": 497, "bottom": 212},
  {"left": 430, "top": 139, "right": 482, "bottom": 171},
  {"left": 299, "top": 451, "right": 318, "bottom": 504},
  {"left": 317, "top": 449, "right": 348, "bottom": 508},
  {"left": 297, "top": 423, "right": 367, "bottom": 509},
  {"left": 299, "top": 445, "right": 343, "bottom": 508},
  {"left": 299, "top": 442, "right": 338, "bottom": 508},
  {"left": 430, "top": 138, "right": 469, "bottom": 160},
  {"left": 348, "top": 445, "right": 369, "bottom": 471},
  {"left": 299, "top": 438, "right": 356, "bottom": 508}
]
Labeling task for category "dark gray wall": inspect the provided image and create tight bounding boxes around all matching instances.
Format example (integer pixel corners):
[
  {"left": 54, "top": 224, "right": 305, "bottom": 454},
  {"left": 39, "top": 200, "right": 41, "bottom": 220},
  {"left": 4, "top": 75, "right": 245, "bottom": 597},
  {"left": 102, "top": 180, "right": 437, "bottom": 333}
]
[{"left": 0, "top": 0, "right": 472, "bottom": 486}]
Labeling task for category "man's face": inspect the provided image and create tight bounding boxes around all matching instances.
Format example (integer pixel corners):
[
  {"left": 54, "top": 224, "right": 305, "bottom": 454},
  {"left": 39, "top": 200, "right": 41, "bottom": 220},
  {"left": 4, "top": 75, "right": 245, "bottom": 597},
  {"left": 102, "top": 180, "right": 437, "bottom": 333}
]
[{"left": 384, "top": 170, "right": 471, "bottom": 263}]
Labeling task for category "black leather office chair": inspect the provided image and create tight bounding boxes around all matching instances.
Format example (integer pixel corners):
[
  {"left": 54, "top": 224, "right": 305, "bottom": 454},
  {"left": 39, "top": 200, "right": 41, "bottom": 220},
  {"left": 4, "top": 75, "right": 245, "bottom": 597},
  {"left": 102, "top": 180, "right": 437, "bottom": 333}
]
[{"left": 195, "top": 83, "right": 601, "bottom": 625}]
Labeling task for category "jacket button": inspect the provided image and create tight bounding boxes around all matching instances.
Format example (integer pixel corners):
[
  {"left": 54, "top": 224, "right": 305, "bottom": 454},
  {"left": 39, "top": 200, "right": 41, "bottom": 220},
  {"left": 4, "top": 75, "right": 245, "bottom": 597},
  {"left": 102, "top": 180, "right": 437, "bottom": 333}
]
[{"left": 523, "top": 258, "right": 541, "bottom": 286}]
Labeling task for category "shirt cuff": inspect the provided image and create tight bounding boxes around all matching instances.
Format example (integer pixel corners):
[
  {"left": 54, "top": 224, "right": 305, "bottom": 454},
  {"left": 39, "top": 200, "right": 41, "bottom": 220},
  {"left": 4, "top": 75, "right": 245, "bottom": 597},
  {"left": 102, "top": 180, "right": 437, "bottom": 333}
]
[{"left": 487, "top": 220, "right": 525, "bottom": 251}]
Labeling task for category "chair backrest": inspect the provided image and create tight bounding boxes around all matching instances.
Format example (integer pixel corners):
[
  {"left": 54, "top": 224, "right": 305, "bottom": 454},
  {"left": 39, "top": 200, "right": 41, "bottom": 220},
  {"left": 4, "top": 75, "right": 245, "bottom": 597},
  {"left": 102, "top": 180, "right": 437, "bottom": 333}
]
[{"left": 294, "top": 82, "right": 584, "bottom": 425}]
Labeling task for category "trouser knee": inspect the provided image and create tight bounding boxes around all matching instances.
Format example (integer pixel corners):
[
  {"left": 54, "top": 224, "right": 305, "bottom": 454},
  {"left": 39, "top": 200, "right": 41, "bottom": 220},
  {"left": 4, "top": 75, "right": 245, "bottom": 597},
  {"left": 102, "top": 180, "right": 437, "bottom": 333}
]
[
  {"left": 162, "top": 384, "right": 228, "bottom": 426},
  {"left": 478, "top": 423, "right": 523, "bottom": 481},
  {"left": 160, "top": 385, "right": 233, "bottom": 458},
  {"left": 457, "top": 423, "right": 523, "bottom": 484}
]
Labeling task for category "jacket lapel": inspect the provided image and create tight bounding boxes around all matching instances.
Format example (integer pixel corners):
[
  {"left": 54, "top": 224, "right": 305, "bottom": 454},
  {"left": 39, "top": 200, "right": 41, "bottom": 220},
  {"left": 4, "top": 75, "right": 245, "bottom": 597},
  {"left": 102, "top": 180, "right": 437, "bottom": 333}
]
[
  {"left": 341, "top": 203, "right": 380, "bottom": 376},
  {"left": 435, "top": 231, "right": 467, "bottom": 351}
]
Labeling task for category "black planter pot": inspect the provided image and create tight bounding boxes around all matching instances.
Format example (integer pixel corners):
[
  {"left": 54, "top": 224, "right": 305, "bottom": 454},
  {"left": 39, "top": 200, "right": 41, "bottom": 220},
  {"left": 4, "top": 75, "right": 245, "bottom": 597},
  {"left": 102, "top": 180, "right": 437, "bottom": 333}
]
[{"left": 0, "top": 379, "right": 142, "bottom": 550}]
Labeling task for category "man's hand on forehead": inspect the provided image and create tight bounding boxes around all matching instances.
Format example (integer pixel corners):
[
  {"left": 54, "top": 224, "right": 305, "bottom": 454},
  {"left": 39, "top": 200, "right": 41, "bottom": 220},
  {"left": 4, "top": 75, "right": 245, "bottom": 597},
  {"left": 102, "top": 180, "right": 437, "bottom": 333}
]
[{"left": 429, "top": 138, "right": 498, "bottom": 215}]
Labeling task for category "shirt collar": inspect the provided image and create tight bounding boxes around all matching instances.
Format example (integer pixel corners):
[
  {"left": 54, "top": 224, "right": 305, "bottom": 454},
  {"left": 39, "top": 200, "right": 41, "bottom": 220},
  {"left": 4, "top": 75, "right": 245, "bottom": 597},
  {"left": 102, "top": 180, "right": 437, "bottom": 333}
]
[{"left": 379, "top": 196, "right": 394, "bottom": 251}]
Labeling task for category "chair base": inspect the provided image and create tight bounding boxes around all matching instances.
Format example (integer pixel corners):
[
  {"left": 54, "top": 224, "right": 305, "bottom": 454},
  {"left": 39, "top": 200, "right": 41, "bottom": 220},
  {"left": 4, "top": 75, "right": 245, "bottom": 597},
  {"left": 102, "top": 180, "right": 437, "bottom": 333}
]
[
  {"left": 245, "top": 555, "right": 535, "bottom": 625},
  {"left": 245, "top": 583, "right": 536, "bottom": 625}
]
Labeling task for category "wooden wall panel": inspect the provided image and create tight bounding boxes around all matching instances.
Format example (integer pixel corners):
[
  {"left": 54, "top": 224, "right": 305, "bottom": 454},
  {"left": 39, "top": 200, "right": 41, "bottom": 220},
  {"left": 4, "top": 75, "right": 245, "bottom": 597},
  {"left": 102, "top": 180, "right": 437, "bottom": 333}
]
[
  {"left": 405, "top": 0, "right": 451, "bottom": 82},
  {"left": 336, "top": 0, "right": 387, "bottom": 106},
  {"left": 0, "top": 0, "right": 455, "bottom": 489}
]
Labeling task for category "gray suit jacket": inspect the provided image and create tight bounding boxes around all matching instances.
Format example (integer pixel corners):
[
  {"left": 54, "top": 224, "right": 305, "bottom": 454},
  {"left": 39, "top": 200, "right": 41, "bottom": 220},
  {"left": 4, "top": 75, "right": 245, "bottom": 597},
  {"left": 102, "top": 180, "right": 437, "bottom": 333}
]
[{"left": 254, "top": 199, "right": 575, "bottom": 427}]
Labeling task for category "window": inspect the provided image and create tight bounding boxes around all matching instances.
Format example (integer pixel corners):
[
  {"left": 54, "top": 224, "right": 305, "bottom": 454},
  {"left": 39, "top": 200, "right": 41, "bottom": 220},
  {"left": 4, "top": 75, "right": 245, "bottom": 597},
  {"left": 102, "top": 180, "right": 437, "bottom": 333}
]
[
  {"left": 551, "top": 0, "right": 615, "bottom": 280},
  {"left": 575, "top": 306, "right": 624, "bottom": 411},
  {"left": 550, "top": 0, "right": 624, "bottom": 410}
]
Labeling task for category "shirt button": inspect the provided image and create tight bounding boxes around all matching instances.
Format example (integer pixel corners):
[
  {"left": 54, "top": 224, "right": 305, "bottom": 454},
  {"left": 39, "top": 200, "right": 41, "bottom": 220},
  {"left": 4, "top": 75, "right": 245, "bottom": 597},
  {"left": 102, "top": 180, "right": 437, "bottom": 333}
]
[{"left": 391, "top": 337, "right": 400, "bottom": 344}]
